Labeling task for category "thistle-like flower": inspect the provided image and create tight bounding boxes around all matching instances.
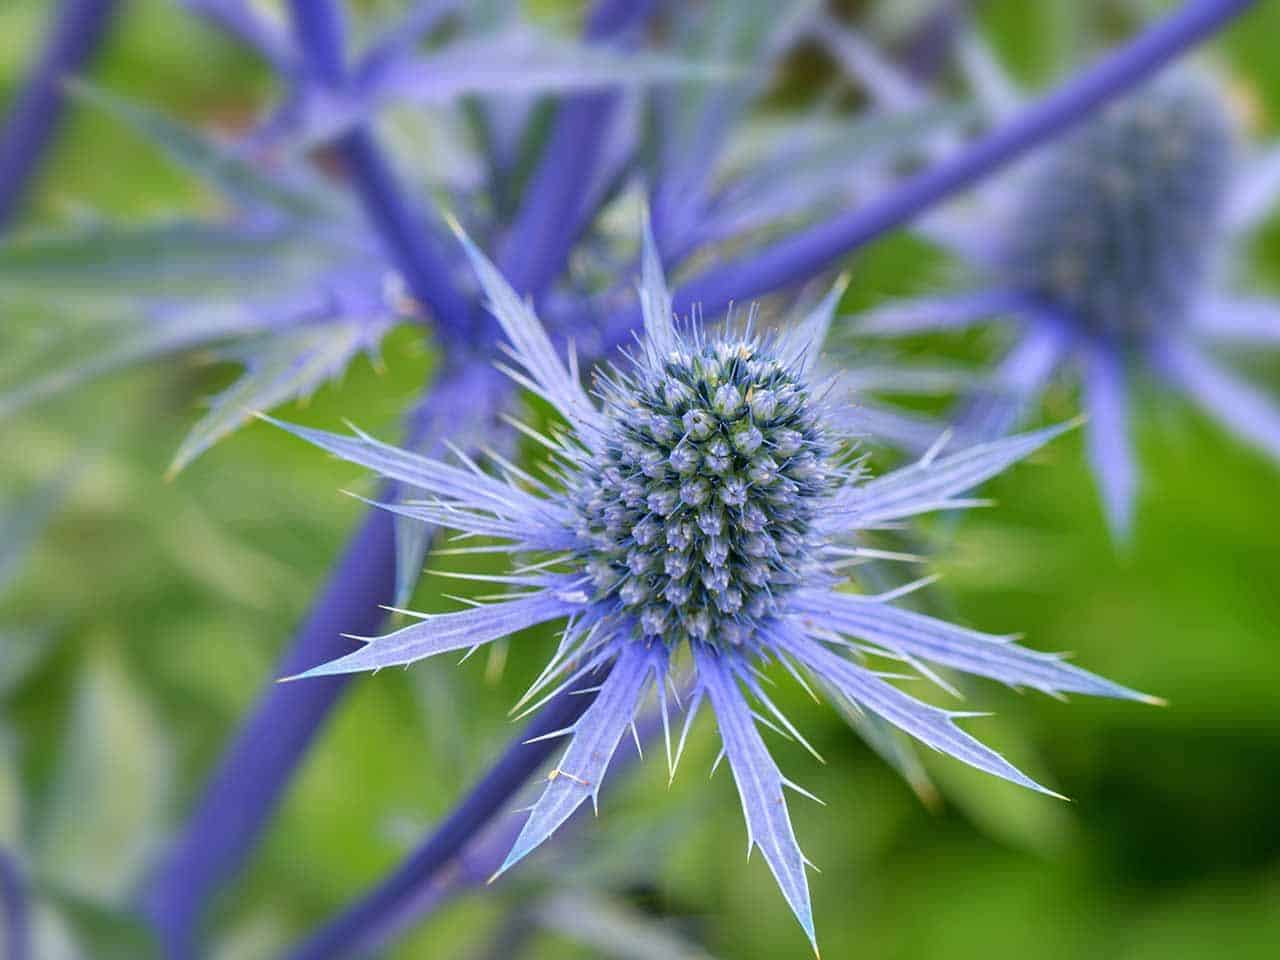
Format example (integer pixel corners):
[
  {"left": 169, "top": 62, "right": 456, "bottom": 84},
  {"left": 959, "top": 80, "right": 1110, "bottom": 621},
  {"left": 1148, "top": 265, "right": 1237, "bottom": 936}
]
[
  {"left": 850, "top": 63, "right": 1280, "bottom": 537},
  {"left": 273, "top": 223, "right": 1151, "bottom": 950}
]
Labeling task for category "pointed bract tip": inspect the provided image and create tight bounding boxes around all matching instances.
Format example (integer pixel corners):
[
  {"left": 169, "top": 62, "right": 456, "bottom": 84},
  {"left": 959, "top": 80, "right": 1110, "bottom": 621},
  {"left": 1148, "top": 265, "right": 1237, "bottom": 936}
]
[{"left": 443, "top": 210, "right": 465, "bottom": 239}]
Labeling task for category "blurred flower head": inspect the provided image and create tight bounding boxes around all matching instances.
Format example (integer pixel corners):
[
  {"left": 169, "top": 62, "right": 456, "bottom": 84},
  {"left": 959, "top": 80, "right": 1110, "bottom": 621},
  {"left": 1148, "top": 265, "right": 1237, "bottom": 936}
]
[{"left": 850, "top": 60, "right": 1280, "bottom": 538}]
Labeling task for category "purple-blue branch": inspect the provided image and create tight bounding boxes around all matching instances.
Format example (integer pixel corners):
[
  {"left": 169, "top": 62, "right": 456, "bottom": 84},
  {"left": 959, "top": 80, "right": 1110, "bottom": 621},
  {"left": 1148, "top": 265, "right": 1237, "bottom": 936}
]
[
  {"left": 498, "top": 0, "right": 654, "bottom": 298},
  {"left": 287, "top": 0, "right": 473, "bottom": 338},
  {"left": 899, "top": 0, "right": 971, "bottom": 85},
  {"left": 0, "top": 0, "right": 120, "bottom": 229},
  {"left": 0, "top": 850, "right": 28, "bottom": 960},
  {"left": 283, "top": 672, "right": 608, "bottom": 960},
  {"left": 661, "top": 0, "right": 1257, "bottom": 324}
]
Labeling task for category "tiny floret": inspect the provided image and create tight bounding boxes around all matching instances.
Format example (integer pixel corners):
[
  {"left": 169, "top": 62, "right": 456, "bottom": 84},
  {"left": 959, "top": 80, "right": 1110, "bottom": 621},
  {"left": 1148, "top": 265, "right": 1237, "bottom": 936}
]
[{"left": 273, "top": 221, "right": 1153, "bottom": 952}]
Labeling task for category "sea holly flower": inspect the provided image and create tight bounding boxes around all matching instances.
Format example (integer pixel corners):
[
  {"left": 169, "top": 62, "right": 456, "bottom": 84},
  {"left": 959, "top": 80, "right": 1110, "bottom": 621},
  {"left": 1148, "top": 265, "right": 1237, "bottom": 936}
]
[
  {"left": 846, "top": 53, "right": 1280, "bottom": 537},
  {"left": 271, "top": 223, "right": 1152, "bottom": 950}
]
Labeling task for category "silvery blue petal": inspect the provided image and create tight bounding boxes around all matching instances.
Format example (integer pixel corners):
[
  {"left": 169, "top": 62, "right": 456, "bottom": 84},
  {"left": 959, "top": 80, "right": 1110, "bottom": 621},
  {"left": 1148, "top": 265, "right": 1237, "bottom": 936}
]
[
  {"left": 788, "top": 591, "right": 1153, "bottom": 702},
  {"left": 448, "top": 221, "right": 604, "bottom": 439},
  {"left": 70, "top": 82, "right": 340, "bottom": 219},
  {"left": 169, "top": 319, "right": 389, "bottom": 476},
  {"left": 265, "top": 418, "right": 570, "bottom": 531},
  {"left": 835, "top": 401, "right": 946, "bottom": 456},
  {"left": 834, "top": 421, "right": 1074, "bottom": 526},
  {"left": 1083, "top": 342, "right": 1137, "bottom": 540},
  {"left": 954, "top": 321, "right": 1068, "bottom": 443},
  {"left": 779, "top": 277, "right": 846, "bottom": 378},
  {"left": 1154, "top": 336, "right": 1280, "bottom": 461},
  {"left": 496, "top": 641, "right": 660, "bottom": 876},
  {"left": 809, "top": 11, "right": 923, "bottom": 111},
  {"left": 693, "top": 645, "right": 816, "bottom": 952},
  {"left": 1190, "top": 296, "right": 1280, "bottom": 345},
  {"left": 955, "top": 27, "right": 1022, "bottom": 121},
  {"left": 778, "top": 628, "right": 1054, "bottom": 795},
  {"left": 284, "top": 590, "right": 580, "bottom": 680},
  {"left": 1224, "top": 141, "right": 1280, "bottom": 233},
  {"left": 182, "top": 0, "right": 296, "bottom": 74},
  {"left": 366, "top": 26, "right": 729, "bottom": 105},
  {"left": 851, "top": 289, "right": 1030, "bottom": 337},
  {"left": 639, "top": 211, "right": 676, "bottom": 357}
]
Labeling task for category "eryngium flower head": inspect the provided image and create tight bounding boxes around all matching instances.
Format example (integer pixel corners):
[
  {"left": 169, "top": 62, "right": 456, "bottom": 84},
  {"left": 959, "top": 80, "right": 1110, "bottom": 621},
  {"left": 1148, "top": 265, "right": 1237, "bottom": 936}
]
[
  {"left": 578, "top": 327, "right": 836, "bottom": 646},
  {"left": 1003, "top": 73, "right": 1236, "bottom": 343},
  {"left": 852, "top": 66, "right": 1280, "bottom": 538},
  {"left": 273, "top": 223, "right": 1152, "bottom": 951}
]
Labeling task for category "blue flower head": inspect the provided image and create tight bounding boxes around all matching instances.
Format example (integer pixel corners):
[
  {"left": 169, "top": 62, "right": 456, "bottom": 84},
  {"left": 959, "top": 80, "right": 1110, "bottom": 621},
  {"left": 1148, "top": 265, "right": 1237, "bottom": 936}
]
[
  {"left": 272, "top": 222, "right": 1153, "bottom": 951},
  {"left": 1003, "top": 72, "right": 1235, "bottom": 345},
  {"left": 851, "top": 58, "right": 1280, "bottom": 538}
]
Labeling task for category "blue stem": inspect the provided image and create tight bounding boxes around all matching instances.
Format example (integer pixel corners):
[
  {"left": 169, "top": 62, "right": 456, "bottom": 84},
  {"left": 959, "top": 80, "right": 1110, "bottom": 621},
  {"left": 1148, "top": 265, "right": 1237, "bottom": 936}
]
[
  {"left": 283, "top": 671, "right": 608, "bottom": 960},
  {"left": 0, "top": 0, "right": 121, "bottom": 229},
  {"left": 499, "top": 0, "right": 654, "bottom": 298},
  {"left": 0, "top": 850, "right": 28, "bottom": 960},
  {"left": 899, "top": 1, "right": 971, "bottom": 85},
  {"left": 286, "top": 0, "right": 473, "bottom": 339},
  {"left": 334, "top": 129, "right": 474, "bottom": 336}
]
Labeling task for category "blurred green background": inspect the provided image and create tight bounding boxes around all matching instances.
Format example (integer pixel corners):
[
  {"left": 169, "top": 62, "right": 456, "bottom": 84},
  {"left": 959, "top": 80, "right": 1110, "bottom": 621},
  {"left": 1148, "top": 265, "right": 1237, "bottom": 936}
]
[{"left": 3, "top": 1, "right": 1280, "bottom": 957}]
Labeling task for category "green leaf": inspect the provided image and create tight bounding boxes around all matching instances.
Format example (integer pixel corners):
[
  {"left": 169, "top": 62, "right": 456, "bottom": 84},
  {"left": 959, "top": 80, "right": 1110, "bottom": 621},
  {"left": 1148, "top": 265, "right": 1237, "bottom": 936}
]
[{"left": 35, "top": 644, "right": 172, "bottom": 905}]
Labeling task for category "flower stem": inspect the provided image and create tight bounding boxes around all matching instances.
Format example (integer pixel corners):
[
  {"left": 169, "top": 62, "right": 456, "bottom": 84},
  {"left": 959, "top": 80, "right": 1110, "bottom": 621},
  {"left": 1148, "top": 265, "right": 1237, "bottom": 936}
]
[
  {"left": 284, "top": 671, "right": 608, "bottom": 960},
  {"left": 0, "top": 0, "right": 120, "bottom": 229},
  {"left": 664, "top": 0, "right": 1257, "bottom": 322},
  {"left": 0, "top": 850, "right": 28, "bottom": 960},
  {"left": 286, "top": 0, "right": 474, "bottom": 339},
  {"left": 499, "top": 0, "right": 655, "bottom": 298}
]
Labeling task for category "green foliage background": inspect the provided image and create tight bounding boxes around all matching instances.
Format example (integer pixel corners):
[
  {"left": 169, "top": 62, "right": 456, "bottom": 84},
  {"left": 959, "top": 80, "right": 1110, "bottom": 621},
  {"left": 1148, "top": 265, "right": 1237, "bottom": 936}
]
[{"left": 2, "top": 1, "right": 1279, "bottom": 957}]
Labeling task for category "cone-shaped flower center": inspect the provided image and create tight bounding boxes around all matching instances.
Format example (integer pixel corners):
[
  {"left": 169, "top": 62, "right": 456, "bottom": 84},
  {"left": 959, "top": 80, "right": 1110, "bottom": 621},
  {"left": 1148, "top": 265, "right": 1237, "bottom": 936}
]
[
  {"left": 1006, "top": 74, "right": 1235, "bottom": 342},
  {"left": 575, "top": 337, "right": 833, "bottom": 647}
]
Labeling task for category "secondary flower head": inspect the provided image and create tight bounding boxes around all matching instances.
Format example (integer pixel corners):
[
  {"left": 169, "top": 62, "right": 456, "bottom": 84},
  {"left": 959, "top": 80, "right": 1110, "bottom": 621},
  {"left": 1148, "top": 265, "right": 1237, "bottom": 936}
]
[
  {"left": 273, "top": 223, "right": 1152, "bottom": 951},
  {"left": 1003, "top": 73, "right": 1236, "bottom": 344},
  {"left": 851, "top": 63, "right": 1280, "bottom": 538}
]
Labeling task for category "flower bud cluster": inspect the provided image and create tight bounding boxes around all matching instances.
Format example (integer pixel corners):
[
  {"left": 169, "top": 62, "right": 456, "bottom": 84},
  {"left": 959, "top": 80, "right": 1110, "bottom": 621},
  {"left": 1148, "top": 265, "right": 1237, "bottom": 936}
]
[
  {"left": 575, "top": 338, "right": 832, "bottom": 647},
  {"left": 1005, "top": 74, "right": 1235, "bottom": 342}
]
